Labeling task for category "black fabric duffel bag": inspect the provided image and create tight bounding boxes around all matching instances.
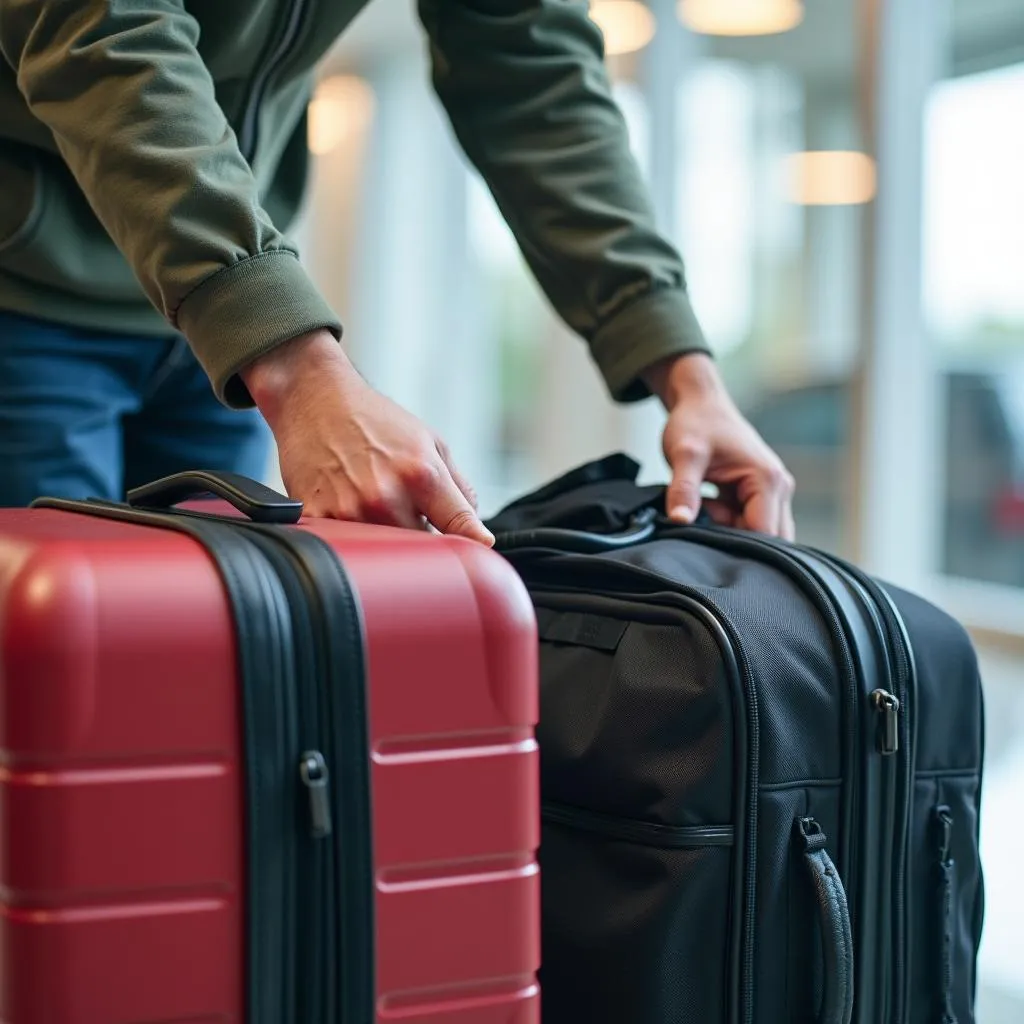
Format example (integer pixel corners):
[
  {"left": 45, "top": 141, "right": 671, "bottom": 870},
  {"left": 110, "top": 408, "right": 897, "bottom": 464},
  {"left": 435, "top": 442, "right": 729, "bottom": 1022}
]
[{"left": 488, "top": 453, "right": 985, "bottom": 1024}]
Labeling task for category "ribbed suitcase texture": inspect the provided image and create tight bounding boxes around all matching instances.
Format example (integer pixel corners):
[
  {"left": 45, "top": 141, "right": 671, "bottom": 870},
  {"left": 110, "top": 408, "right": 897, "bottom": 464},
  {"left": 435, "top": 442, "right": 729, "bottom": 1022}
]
[{"left": 0, "top": 501, "right": 540, "bottom": 1022}]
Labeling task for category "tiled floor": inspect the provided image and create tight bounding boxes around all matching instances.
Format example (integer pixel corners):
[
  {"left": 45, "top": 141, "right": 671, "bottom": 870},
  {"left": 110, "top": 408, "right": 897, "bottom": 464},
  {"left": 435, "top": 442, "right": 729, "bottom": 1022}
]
[{"left": 975, "top": 645, "right": 1024, "bottom": 1021}]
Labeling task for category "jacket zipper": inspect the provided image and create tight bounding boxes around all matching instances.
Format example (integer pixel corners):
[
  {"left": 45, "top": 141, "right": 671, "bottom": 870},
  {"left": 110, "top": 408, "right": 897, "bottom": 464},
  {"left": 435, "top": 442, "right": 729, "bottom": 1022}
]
[
  {"left": 239, "top": 0, "right": 310, "bottom": 162},
  {"left": 542, "top": 800, "right": 734, "bottom": 848},
  {"left": 526, "top": 577, "right": 758, "bottom": 1024}
]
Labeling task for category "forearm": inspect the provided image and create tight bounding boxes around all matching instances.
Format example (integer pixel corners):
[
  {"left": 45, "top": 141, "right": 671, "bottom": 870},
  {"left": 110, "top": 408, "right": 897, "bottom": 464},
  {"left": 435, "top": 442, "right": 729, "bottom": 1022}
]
[
  {"left": 421, "top": 0, "right": 709, "bottom": 400},
  {"left": 1, "top": 0, "right": 340, "bottom": 405}
]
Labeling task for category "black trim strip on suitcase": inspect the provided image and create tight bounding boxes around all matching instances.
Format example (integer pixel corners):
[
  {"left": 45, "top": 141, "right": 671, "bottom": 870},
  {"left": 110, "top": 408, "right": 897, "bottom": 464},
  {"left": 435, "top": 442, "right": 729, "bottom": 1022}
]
[{"left": 31, "top": 497, "right": 376, "bottom": 1024}]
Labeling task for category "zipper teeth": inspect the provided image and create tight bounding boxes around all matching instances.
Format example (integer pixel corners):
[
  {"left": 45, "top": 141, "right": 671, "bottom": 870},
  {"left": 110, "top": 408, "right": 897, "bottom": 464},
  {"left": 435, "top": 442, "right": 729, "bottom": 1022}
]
[
  {"left": 241, "top": 533, "right": 323, "bottom": 1023},
  {"left": 816, "top": 552, "right": 915, "bottom": 1024},
  {"left": 542, "top": 801, "right": 735, "bottom": 848},
  {"left": 240, "top": 0, "right": 308, "bottom": 161},
  {"left": 688, "top": 529, "right": 910, "bottom": 1024},
  {"left": 253, "top": 530, "right": 372, "bottom": 1022},
  {"left": 527, "top": 573, "right": 760, "bottom": 1024}
]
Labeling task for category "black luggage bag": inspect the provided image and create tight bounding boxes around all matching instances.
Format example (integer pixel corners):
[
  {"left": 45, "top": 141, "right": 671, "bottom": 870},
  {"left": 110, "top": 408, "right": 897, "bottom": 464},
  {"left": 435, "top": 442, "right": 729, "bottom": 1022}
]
[{"left": 489, "top": 454, "right": 985, "bottom": 1024}]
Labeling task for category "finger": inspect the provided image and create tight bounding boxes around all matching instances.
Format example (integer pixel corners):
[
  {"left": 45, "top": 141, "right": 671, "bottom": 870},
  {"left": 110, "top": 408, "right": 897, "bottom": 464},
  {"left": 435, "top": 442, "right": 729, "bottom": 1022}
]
[
  {"left": 436, "top": 439, "right": 479, "bottom": 510},
  {"left": 358, "top": 479, "right": 425, "bottom": 531},
  {"left": 665, "top": 438, "right": 710, "bottom": 524},
  {"left": 702, "top": 497, "right": 739, "bottom": 527},
  {"left": 411, "top": 460, "right": 495, "bottom": 546},
  {"left": 781, "top": 501, "right": 796, "bottom": 543},
  {"left": 737, "top": 468, "right": 788, "bottom": 537}
]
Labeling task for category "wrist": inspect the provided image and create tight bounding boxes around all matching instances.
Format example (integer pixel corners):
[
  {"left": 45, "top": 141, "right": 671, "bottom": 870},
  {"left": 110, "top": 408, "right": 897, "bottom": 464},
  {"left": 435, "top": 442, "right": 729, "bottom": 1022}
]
[
  {"left": 240, "top": 330, "right": 353, "bottom": 421},
  {"left": 642, "top": 351, "right": 722, "bottom": 409}
]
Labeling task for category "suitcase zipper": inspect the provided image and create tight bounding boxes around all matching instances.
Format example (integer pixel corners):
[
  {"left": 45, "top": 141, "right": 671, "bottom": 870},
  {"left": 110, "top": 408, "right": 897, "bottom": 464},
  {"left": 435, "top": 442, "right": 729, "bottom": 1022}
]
[
  {"left": 230, "top": 529, "right": 334, "bottom": 1022},
  {"left": 542, "top": 800, "right": 734, "bottom": 848},
  {"left": 528, "top": 578, "right": 758, "bottom": 1024},
  {"left": 240, "top": 525, "right": 375, "bottom": 1024}
]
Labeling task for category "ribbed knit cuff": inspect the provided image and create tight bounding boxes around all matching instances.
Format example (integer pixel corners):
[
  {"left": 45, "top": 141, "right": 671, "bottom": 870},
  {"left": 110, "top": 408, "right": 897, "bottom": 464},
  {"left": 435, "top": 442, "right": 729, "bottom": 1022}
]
[
  {"left": 590, "top": 288, "right": 711, "bottom": 403},
  {"left": 176, "top": 250, "right": 343, "bottom": 408}
]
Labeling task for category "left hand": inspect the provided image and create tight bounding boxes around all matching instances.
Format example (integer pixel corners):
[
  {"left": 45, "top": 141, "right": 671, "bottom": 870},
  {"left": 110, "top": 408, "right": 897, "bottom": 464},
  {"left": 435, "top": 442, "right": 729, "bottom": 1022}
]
[{"left": 643, "top": 353, "right": 796, "bottom": 540}]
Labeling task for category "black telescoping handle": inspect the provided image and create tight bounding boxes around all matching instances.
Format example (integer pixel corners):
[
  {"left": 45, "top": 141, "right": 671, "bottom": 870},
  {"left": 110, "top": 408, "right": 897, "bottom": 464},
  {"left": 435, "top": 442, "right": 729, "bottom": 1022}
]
[
  {"left": 126, "top": 470, "right": 303, "bottom": 525},
  {"left": 795, "top": 817, "right": 854, "bottom": 1024}
]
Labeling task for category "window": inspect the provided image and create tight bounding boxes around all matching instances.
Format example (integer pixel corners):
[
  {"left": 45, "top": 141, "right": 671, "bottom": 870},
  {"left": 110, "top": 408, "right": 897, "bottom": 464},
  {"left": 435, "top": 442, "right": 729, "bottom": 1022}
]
[{"left": 923, "top": 62, "right": 1024, "bottom": 589}]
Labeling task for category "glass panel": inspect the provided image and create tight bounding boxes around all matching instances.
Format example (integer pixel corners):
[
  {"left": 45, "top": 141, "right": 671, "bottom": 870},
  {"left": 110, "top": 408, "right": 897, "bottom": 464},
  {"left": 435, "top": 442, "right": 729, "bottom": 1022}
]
[
  {"left": 673, "top": 3, "right": 863, "bottom": 555},
  {"left": 924, "top": 58, "right": 1024, "bottom": 589},
  {"left": 922, "top": 9, "right": 1024, "bottom": 1021}
]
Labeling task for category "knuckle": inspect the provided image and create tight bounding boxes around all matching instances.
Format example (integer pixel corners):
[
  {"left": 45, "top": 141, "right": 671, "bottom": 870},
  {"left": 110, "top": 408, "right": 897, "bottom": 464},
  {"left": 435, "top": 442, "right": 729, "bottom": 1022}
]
[
  {"left": 359, "top": 487, "right": 393, "bottom": 519},
  {"left": 668, "top": 436, "right": 707, "bottom": 464},
  {"left": 762, "top": 460, "right": 789, "bottom": 490},
  {"left": 400, "top": 458, "right": 441, "bottom": 492}
]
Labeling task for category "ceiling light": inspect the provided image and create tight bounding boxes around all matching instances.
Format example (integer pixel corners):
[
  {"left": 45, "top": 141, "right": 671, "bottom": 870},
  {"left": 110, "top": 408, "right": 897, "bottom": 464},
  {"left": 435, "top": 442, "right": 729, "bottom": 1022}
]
[
  {"left": 307, "top": 76, "right": 374, "bottom": 157},
  {"left": 784, "top": 151, "right": 877, "bottom": 206},
  {"left": 679, "top": 0, "right": 803, "bottom": 37},
  {"left": 590, "top": 0, "right": 657, "bottom": 57}
]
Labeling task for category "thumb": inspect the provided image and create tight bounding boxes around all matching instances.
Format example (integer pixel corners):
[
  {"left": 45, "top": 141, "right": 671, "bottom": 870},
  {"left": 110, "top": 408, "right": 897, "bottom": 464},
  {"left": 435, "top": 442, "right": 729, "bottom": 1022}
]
[
  {"left": 665, "top": 440, "right": 709, "bottom": 524},
  {"left": 417, "top": 462, "right": 495, "bottom": 546}
]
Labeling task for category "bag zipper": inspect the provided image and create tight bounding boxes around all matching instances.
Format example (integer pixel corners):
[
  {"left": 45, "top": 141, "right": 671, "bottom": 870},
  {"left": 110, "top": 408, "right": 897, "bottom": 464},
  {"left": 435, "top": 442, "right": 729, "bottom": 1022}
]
[
  {"left": 525, "top": 577, "right": 758, "bottom": 1024},
  {"left": 542, "top": 800, "right": 734, "bottom": 848},
  {"left": 935, "top": 805, "right": 958, "bottom": 1024},
  {"left": 813, "top": 551, "right": 916, "bottom": 1024},
  {"left": 239, "top": 0, "right": 310, "bottom": 161},
  {"left": 677, "top": 526, "right": 913, "bottom": 1024}
]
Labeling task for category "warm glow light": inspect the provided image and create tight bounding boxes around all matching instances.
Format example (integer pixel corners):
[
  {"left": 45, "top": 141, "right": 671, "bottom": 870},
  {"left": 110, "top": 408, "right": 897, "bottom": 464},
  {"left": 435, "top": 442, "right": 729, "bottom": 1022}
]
[
  {"left": 590, "top": 0, "right": 657, "bottom": 56},
  {"left": 679, "top": 0, "right": 803, "bottom": 37},
  {"left": 307, "top": 75, "right": 374, "bottom": 156},
  {"left": 784, "top": 151, "right": 877, "bottom": 206}
]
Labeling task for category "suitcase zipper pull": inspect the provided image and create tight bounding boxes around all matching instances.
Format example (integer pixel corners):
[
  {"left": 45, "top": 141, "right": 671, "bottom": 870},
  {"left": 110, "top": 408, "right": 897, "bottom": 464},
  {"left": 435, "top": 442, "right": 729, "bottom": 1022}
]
[
  {"left": 299, "top": 751, "right": 333, "bottom": 838},
  {"left": 870, "top": 688, "right": 900, "bottom": 755}
]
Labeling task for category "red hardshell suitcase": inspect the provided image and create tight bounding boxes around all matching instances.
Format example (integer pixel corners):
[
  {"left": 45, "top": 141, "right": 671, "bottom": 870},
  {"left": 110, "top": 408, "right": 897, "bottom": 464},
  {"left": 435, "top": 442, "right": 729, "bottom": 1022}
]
[{"left": 0, "top": 472, "right": 540, "bottom": 1022}]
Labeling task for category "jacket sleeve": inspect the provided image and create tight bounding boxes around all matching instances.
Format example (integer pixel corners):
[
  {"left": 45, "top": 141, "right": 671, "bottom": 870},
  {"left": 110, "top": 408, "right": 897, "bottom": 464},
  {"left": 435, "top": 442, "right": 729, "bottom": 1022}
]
[
  {"left": 418, "top": 0, "right": 710, "bottom": 402},
  {"left": 0, "top": 0, "right": 341, "bottom": 407}
]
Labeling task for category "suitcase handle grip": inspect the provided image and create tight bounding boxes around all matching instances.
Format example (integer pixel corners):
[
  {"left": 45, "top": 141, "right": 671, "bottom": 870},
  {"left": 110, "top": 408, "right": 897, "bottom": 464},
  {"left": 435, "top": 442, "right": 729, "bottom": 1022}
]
[
  {"left": 795, "top": 817, "right": 854, "bottom": 1024},
  {"left": 126, "top": 471, "right": 304, "bottom": 524}
]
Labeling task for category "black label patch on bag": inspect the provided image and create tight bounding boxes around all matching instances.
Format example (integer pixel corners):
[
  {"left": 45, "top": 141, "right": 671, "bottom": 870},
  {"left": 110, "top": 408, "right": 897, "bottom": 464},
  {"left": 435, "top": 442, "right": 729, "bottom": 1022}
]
[{"left": 537, "top": 610, "right": 628, "bottom": 653}]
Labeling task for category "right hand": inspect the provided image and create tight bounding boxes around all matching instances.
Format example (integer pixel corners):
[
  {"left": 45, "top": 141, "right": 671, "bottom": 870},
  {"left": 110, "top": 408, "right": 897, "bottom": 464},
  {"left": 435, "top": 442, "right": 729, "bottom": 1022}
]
[{"left": 240, "top": 330, "right": 495, "bottom": 546}]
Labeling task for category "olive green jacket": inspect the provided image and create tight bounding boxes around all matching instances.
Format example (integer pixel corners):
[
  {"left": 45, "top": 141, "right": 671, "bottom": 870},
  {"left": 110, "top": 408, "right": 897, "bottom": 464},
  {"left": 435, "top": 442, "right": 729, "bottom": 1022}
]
[{"left": 0, "top": 0, "right": 708, "bottom": 407}]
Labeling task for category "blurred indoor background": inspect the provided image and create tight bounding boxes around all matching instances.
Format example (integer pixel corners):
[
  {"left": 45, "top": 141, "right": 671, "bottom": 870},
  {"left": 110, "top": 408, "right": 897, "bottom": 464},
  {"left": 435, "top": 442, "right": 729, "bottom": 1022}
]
[{"left": 272, "top": 0, "right": 1024, "bottom": 1016}]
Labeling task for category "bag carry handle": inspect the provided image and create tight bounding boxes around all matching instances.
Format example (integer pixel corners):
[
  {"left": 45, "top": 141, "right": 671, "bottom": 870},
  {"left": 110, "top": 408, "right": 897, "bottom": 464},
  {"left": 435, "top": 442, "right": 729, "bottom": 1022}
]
[
  {"left": 126, "top": 470, "right": 303, "bottom": 525},
  {"left": 494, "top": 506, "right": 659, "bottom": 554},
  {"left": 795, "top": 817, "right": 854, "bottom": 1024}
]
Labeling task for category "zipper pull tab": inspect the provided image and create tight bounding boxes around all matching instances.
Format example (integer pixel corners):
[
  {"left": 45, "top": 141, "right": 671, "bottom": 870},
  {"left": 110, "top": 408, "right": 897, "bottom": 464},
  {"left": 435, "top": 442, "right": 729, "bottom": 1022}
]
[
  {"left": 870, "top": 689, "right": 900, "bottom": 755},
  {"left": 935, "top": 805, "right": 953, "bottom": 864},
  {"left": 299, "top": 750, "right": 332, "bottom": 838}
]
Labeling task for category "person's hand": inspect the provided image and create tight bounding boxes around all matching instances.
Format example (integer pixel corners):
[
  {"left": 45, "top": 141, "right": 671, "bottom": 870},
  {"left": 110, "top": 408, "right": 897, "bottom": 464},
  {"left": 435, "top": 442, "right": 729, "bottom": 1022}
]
[
  {"left": 643, "top": 353, "right": 796, "bottom": 540},
  {"left": 240, "top": 331, "right": 494, "bottom": 545}
]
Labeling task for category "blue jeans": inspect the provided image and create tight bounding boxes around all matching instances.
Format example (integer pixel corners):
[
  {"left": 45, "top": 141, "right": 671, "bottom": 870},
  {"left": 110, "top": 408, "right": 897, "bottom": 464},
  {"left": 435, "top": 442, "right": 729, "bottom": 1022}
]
[{"left": 0, "top": 311, "right": 272, "bottom": 507}]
